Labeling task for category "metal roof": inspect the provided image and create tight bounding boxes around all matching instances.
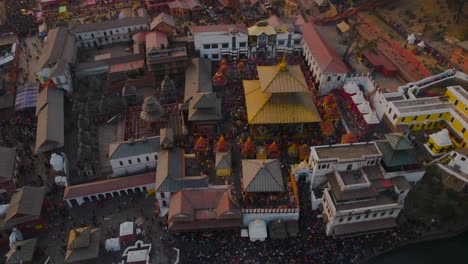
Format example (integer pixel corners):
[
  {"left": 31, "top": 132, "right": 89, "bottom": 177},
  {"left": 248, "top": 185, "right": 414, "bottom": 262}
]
[
  {"left": 184, "top": 58, "right": 212, "bottom": 102},
  {"left": 155, "top": 148, "right": 209, "bottom": 192},
  {"left": 375, "top": 141, "right": 419, "bottom": 167},
  {"left": 5, "top": 238, "right": 38, "bottom": 264},
  {"left": 242, "top": 159, "right": 284, "bottom": 192},
  {"left": 65, "top": 227, "right": 101, "bottom": 263},
  {"left": 215, "top": 151, "right": 231, "bottom": 170},
  {"left": 383, "top": 133, "right": 413, "bottom": 151},
  {"left": 4, "top": 186, "right": 46, "bottom": 226},
  {"left": 188, "top": 95, "right": 222, "bottom": 121},
  {"left": 256, "top": 64, "right": 309, "bottom": 93},
  {"left": 71, "top": 17, "right": 149, "bottom": 33},
  {"left": 0, "top": 146, "right": 16, "bottom": 184},
  {"left": 109, "top": 136, "right": 160, "bottom": 160},
  {"left": 35, "top": 88, "right": 64, "bottom": 153}
]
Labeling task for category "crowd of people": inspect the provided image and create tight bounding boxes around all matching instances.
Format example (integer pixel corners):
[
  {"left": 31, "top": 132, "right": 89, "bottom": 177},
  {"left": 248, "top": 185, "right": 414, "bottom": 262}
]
[
  {"left": 161, "top": 180, "right": 427, "bottom": 264},
  {"left": 0, "top": 1, "right": 37, "bottom": 37}
]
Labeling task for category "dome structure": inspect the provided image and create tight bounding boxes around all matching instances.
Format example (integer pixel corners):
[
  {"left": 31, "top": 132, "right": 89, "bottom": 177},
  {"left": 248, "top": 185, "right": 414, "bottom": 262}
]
[{"left": 140, "top": 96, "right": 163, "bottom": 123}]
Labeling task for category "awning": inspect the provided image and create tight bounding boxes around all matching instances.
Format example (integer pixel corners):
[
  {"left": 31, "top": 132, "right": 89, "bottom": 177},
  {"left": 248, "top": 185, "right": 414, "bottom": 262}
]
[{"left": 15, "top": 83, "right": 39, "bottom": 111}]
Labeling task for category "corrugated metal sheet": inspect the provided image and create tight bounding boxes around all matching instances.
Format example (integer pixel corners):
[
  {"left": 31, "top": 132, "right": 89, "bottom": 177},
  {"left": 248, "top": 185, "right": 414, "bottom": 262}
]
[
  {"left": 109, "top": 136, "right": 160, "bottom": 160},
  {"left": 242, "top": 159, "right": 284, "bottom": 192}
]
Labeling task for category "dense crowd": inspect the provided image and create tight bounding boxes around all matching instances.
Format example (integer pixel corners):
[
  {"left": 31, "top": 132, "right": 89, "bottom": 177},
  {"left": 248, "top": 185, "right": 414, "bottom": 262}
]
[
  {"left": 1, "top": 1, "right": 37, "bottom": 37},
  {"left": 161, "top": 180, "right": 427, "bottom": 263}
]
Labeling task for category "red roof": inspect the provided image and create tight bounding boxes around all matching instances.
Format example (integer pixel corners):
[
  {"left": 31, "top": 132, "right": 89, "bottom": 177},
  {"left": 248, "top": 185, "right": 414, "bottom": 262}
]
[
  {"left": 63, "top": 173, "right": 154, "bottom": 199},
  {"left": 192, "top": 24, "right": 248, "bottom": 35},
  {"left": 362, "top": 50, "right": 397, "bottom": 71},
  {"left": 109, "top": 59, "right": 145, "bottom": 73},
  {"left": 300, "top": 23, "right": 349, "bottom": 74},
  {"left": 132, "top": 31, "right": 148, "bottom": 42}
]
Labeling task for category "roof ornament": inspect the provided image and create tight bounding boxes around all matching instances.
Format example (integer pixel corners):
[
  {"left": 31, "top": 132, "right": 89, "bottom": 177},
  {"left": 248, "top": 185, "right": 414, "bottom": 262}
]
[{"left": 279, "top": 54, "right": 288, "bottom": 71}]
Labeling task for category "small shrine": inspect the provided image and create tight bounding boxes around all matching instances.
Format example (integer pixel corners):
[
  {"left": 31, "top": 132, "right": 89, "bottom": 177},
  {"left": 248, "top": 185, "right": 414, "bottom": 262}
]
[
  {"left": 323, "top": 94, "right": 336, "bottom": 109},
  {"left": 194, "top": 136, "right": 210, "bottom": 154},
  {"left": 140, "top": 96, "right": 163, "bottom": 125},
  {"left": 267, "top": 141, "right": 280, "bottom": 159},
  {"left": 160, "top": 75, "right": 176, "bottom": 104},
  {"left": 298, "top": 144, "right": 310, "bottom": 161},
  {"left": 238, "top": 60, "right": 246, "bottom": 72},
  {"left": 242, "top": 136, "right": 256, "bottom": 158},
  {"left": 292, "top": 160, "right": 312, "bottom": 182},
  {"left": 341, "top": 132, "right": 357, "bottom": 144},
  {"left": 212, "top": 69, "right": 227, "bottom": 86},
  {"left": 320, "top": 121, "right": 335, "bottom": 137},
  {"left": 325, "top": 107, "right": 340, "bottom": 123},
  {"left": 215, "top": 135, "right": 230, "bottom": 152},
  {"left": 288, "top": 144, "right": 298, "bottom": 158}
]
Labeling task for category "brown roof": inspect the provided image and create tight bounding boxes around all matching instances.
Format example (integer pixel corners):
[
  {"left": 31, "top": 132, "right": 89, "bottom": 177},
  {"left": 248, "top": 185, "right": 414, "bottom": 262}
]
[
  {"left": 5, "top": 238, "right": 37, "bottom": 264},
  {"left": 391, "top": 176, "right": 411, "bottom": 191},
  {"left": 3, "top": 186, "right": 46, "bottom": 226},
  {"left": 36, "top": 87, "right": 63, "bottom": 116},
  {"left": 0, "top": 146, "right": 16, "bottom": 184},
  {"left": 37, "top": 26, "right": 75, "bottom": 71},
  {"left": 35, "top": 98, "right": 64, "bottom": 153},
  {"left": 192, "top": 24, "right": 248, "bottom": 35},
  {"left": 327, "top": 173, "right": 377, "bottom": 202},
  {"left": 150, "top": 13, "right": 175, "bottom": 31},
  {"left": 184, "top": 58, "right": 213, "bottom": 102},
  {"left": 63, "top": 173, "right": 154, "bottom": 200},
  {"left": 242, "top": 159, "right": 284, "bottom": 192},
  {"left": 168, "top": 187, "right": 241, "bottom": 231},
  {"left": 65, "top": 227, "right": 101, "bottom": 263}
]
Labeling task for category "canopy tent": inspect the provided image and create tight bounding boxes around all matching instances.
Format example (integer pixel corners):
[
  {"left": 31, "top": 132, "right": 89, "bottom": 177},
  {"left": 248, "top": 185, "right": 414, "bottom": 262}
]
[
  {"left": 343, "top": 81, "right": 360, "bottom": 95},
  {"left": 50, "top": 153, "right": 64, "bottom": 171},
  {"left": 429, "top": 129, "right": 452, "bottom": 147},
  {"left": 15, "top": 83, "right": 38, "bottom": 111},
  {"left": 363, "top": 111, "right": 379, "bottom": 124},
  {"left": 105, "top": 238, "right": 121, "bottom": 252},
  {"left": 120, "top": 222, "right": 136, "bottom": 242},
  {"left": 351, "top": 92, "right": 365, "bottom": 105},
  {"left": 357, "top": 101, "right": 372, "bottom": 114},
  {"left": 248, "top": 219, "right": 267, "bottom": 242}
]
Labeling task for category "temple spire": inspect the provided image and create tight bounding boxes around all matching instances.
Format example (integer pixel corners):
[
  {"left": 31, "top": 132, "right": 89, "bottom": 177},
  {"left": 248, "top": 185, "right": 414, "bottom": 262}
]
[{"left": 279, "top": 54, "right": 288, "bottom": 71}]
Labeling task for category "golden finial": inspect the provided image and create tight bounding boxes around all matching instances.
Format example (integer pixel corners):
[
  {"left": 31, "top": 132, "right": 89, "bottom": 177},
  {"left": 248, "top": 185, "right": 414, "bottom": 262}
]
[{"left": 279, "top": 54, "right": 288, "bottom": 70}]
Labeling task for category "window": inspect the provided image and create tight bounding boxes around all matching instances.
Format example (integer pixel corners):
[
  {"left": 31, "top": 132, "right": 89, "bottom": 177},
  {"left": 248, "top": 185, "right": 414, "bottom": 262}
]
[
  {"left": 462, "top": 128, "right": 466, "bottom": 134},
  {"left": 393, "top": 114, "right": 397, "bottom": 120},
  {"left": 137, "top": 158, "right": 141, "bottom": 163},
  {"left": 346, "top": 164, "right": 352, "bottom": 171},
  {"left": 327, "top": 76, "right": 331, "bottom": 82},
  {"left": 294, "top": 39, "right": 301, "bottom": 45},
  {"left": 389, "top": 210, "right": 394, "bottom": 215},
  {"left": 356, "top": 215, "right": 361, "bottom": 220},
  {"left": 222, "top": 43, "right": 228, "bottom": 48},
  {"left": 203, "top": 54, "right": 208, "bottom": 58},
  {"left": 372, "top": 213, "right": 377, "bottom": 218},
  {"left": 347, "top": 217, "right": 352, "bottom": 221},
  {"left": 161, "top": 192, "right": 165, "bottom": 198},
  {"left": 162, "top": 201, "right": 167, "bottom": 207},
  {"left": 146, "top": 156, "right": 150, "bottom": 162},
  {"left": 426, "top": 114, "right": 431, "bottom": 119},
  {"left": 239, "top": 42, "right": 246, "bottom": 48},
  {"left": 454, "top": 99, "right": 459, "bottom": 106},
  {"left": 204, "top": 44, "right": 210, "bottom": 49},
  {"left": 212, "top": 54, "right": 219, "bottom": 59},
  {"left": 364, "top": 214, "right": 369, "bottom": 218},
  {"left": 339, "top": 218, "right": 344, "bottom": 222},
  {"left": 450, "top": 117, "right": 455, "bottom": 123},
  {"left": 154, "top": 155, "right": 158, "bottom": 160},
  {"left": 401, "top": 117, "right": 406, "bottom": 122},
  {"left": 461, "top": 157, "right": 466, "bottom": 161},
  {"left": 79, "top": 35, "right": 82, "bottom": 40},
  {"left": 211, "top": 44, "right": 218, "bottom": 49},
  {"left": 128, "top": 159, "right": 132, "bottom": 165},
  {"left": 337, "top": 76, "right": 341, "bottom": 81},
  {"left": 438, "top": 113, "right": 443, "bottom": 118},
  {"left": 380, "top": 211, "right": 386, "bottom": 217},
  {"left": 278, "top": 40, "right": 285, "bottom": 45},
  {"left": 119, "top": 161, "right": 123, "bottom": 166},
  {"left": 110, "top": 31, "right": 113, "bottom": 36},
  {"left": 91, "top": 33, "right": 95, "bottom": 38}
]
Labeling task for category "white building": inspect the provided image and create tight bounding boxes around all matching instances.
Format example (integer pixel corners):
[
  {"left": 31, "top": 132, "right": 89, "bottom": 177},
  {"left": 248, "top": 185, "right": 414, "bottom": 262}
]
[
  {"left": 36, "top": 25, "right": 76, "bottom": 93},
  {"left": 300, "top": 23, "right": 349, "bottom": 95},
  {"left": 72, "top": 17, "right": 150, "bottom": 48},
  {"left": 109, "top": 136, "right": 160, "bottom": 177},
  {"left": 437, "top": 149, "right": 468, "bottom": 192},
  {"left": 192, "top": 24, "right": 249, "bottom": 61}
]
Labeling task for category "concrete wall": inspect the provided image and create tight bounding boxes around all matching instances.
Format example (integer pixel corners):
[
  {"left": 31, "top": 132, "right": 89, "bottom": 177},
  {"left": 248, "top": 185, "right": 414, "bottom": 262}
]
[
  {"left": 75, "top": 24, "right": 149, "bottom": 48},
  {"left": 242, "top": 212, "right": 299, "bottom": 226},
  {"left": 193, "top": 31, "right": 248, "bottom": 60},
  {"left": 110, "top": 152, "right": 158, "bottom": 177}
]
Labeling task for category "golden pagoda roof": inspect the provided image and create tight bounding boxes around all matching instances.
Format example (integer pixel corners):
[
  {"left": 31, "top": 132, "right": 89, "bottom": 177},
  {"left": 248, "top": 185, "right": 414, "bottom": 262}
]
[
  {"left": 243, "top": 80, "right": 321, "bottom": 124},
  {"left": 257, "top": 64, "right": 308, "bottom": 93}
]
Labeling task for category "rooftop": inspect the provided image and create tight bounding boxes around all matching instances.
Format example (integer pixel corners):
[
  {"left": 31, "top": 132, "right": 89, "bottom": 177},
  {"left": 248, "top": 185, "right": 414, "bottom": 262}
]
[
  {"left": 109, "top": 136, "right": 160, "bottom": 160},
  {"left": 192, "top": 24, "right": 248, "bottom": 35},
  {"left": 242, "top": 159, "right": 284, "bottom": 192},
  {"left": 65, "top": 227, "right": 101, "bottom": 263},
  {"left": 0, "top": 146, "right": 16, "bottom": 184},
  {"left": 313, "top": 143, "right": 381, "bottom": 161},
  {"left": 184, "top": 58, "right": 213, "bottom": 102},
  {"left": 3, "top": 186, "right": 46, "bottom": 226},
  {"left": 72, "top": 17, "right": 149, "bottom": 33}
]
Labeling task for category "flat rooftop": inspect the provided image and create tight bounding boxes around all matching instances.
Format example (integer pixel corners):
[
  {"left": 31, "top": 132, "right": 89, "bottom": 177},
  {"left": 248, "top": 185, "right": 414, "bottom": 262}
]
[
  {"left": 314, "top": 143, "right": 381, "bottom": 160},
  {"left": 78, "top": 43, "right": 135, "bottom": 63},
  {"left": 339, "top": 170, "right": 367, "bottom": 185},
  {"left": 334, "top": 191, "right": 398, "bottom": 211}
]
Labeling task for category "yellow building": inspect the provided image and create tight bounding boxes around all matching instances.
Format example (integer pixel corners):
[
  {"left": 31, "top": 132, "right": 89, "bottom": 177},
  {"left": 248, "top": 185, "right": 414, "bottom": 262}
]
[
  {"left": 243, "top": 56, "right": 321, "bottom": 125},
  {"left": 387, "top": 86, "right": 467, "bottom": 149},
  {"left": 284, "top": 0, "right": 299, "bottom": 17},
  {"left": 425, "top": 129, "right": 453, "bottom": 156}
]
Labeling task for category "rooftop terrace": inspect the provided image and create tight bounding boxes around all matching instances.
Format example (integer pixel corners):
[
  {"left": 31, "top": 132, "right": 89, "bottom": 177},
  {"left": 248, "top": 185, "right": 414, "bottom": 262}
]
[{"left": 314, "top": 143, "right": 381, "bottom": 160}]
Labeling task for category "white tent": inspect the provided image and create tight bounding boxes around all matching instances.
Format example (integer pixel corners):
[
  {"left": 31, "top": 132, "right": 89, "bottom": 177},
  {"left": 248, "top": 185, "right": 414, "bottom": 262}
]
[
  {"left": 120, "top": 222, "right": 135, "bottom": 237},
  {"left": 351, "top": 92, "right": 365, "bottom": 105},
  {"left": 343, "top": 81, "right": 360, "bottom": 95},
  {"left": 50, "top": 153, "right": 64, "bottom": 171},
  {"left": 357, "top": 101, "right": 372, "bottom": 114},
  {"left": 429, "top": 129, "right": 452, "bottom": 147},
  {"left": 9, "top": 228, "right": 24, "bottom": 248},
  {"left": 407, "top": 33, "right": 416, "bottom": 44},
  {"left": 363, "top": 112, "right": 379, "bottom": 124},
  {"left": 105, "top": 238, "right": 121, "bottom": 252},
  {"left": 248, "top": 219, "right": 267, "bottom": 242},
  {"left": 0, "top": 204, "right": 9, "bottom": 216},
  {"left": 417, "top": 41, "right": 426, "bottom": 49}
]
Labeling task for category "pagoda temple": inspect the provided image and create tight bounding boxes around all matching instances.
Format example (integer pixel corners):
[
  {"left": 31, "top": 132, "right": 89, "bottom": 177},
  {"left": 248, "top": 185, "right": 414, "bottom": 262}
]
[
  {"left": 242, "top": 56, "right": 321, "bottom": 139},
  {"left": 140, "top": 96, "right": 163, "bottom": 124},
  {"left": 242, "top": 136, "right": 256, "bottom": 158}
]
